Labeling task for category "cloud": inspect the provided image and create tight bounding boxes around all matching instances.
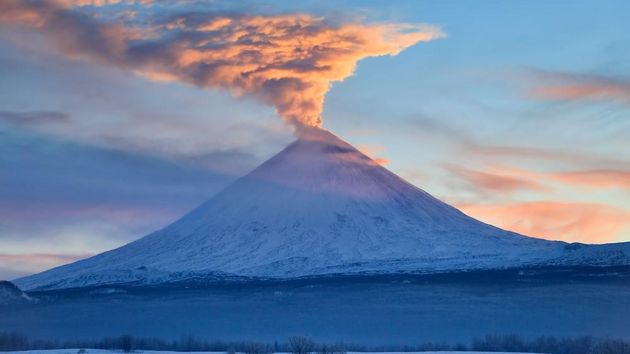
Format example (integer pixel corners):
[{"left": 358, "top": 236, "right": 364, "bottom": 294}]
[
  {"left": 444, "top": 164, "right": 548, "bottom": 195},
  {"left": 0, "top": 212, "right": 164, "bottom": 279},
  {"left": 0, "top": 127, "right": 236, "bottom": 205},
  {"left": 0, "top": 201, "right": 179, "bottom": 224},
  {"left": 60, "top": 0, "right": 123, "bottom": 6},
  {"left": 0, "top": 253, "right": 91, "bottom": 279},
  {"left": 0, "top": 0, "right": 444, "bottom": 130},
  {"left": 356, "top": 143, "right": 389, "bottom": 165},
  {"left": 442, "top": 163, "right": 630, "bottom": 243},
  {"left": 457, "top": 139, "right": 629, "bottom": 169},
  {"left": 529, "top": 70, "right": 630, "bottom": 104},
  {"left": 0, "top": 128, "right": 237, "bottom": 265},
  {"left": 0, "top": 39, "right": 280, "bottom": 174},
  {"left": 92, "top": 131, "right": 266, "bottom": 175},
  {"left": 410, "top": 117, "right": 630, "bottom": 168},
  {"left": 551, "top": 169, "right": 630, "bottom": 190},
  {"left": 458, "top": 201, "right": 630, "bottom": 244},
  {"left": 445, "top": 162, "right": 630, "bottom": 200},
  {"left": 48, "top": 0, "right": 151, "bottom": 8},
  {"left": 0, "top": 110, "right": 69, "bottom": 126},
  {"left": 182, "top": 148, "right": 263, "bottom": 174}
]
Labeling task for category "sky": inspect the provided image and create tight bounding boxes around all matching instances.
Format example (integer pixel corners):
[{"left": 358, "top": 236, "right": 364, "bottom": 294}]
[{"left": 1, "top": 0, "right": 629, "bottom": 279}]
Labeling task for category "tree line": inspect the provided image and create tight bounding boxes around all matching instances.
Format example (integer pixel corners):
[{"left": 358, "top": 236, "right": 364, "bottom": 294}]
[{"left": 1, "top": 332, "right": 629, "bottom": 354}]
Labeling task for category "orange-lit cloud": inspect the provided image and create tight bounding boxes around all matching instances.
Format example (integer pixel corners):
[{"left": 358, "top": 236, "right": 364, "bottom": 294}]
[
  {"left": 458, "top": 201, "right": 630, "bottom": 244},
  {"left": 448, "top": 163, "right": 630, "bottom": 194},
  {"left": 533, "top": 84, "right": 630, "bottom": 102},
  {"left": 357, "top": 143, "right": 390, "bottom": 165},
  {"left": 529, "top": 70, "right": 630, "bottom": 104},
  {"left": 445, "top": 164, "right": 548, "bottom": 194},
  {"left": 444, "top": 164, "right": 630, "bottom": 199},
  {"left": 551, "top": 169, "right": 630, "bottom": 190},
  {"left": 497, "top": 165, "right": 630, "bottom": 191},
  {"left": 0, "top": 0, "right": 444, "bottom": 130}
]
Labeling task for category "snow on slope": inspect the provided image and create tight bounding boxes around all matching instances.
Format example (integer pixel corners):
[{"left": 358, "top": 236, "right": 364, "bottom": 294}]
[{"left": 15, "top": 128, "right": 630, "bottom": 290}]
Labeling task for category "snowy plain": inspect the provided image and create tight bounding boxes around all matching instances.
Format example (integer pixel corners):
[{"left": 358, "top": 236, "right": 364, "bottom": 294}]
[{"left": 1, "top": 350, "right": 544, "bottom": 354}]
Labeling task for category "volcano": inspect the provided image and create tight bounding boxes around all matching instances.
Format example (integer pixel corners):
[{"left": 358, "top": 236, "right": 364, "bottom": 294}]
[{"left": 16, "top": 128, "right": 630, "bottom": 290}]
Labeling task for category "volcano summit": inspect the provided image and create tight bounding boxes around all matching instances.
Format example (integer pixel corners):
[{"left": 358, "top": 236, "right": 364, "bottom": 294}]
[{"left": 16, "top": 129, "right": 630, "bottom": 290}]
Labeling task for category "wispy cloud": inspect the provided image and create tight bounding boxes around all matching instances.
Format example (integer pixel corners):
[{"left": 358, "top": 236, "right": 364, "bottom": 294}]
[
  {"left": 0, "top": 252, "right": 92, "bottom": 279},
  {"left": 529, "top": 70, "right": 630, "bottom": 104},
  {"left": 0, "top": 201, "right": 180, "bottom": 224},
  {"left": 458, "top": 201, "right": 630, "bottom": 244},
  {"left": 444, "top": 164, "right": 548, "bottom": 195},
  {"left": 0, "top": 0, "right": 444, "bottom": 130},
  {"left": 448, "top": 163, "right": 630, "bottom": 194},
  {"left": 410, "top": 117, "right": 630, "bottom": 168},
  {"left": 0, "top": 110, "right": 69, "bottom": 126},
  {"left": 550, "top": 169, "right": 630, "bottom": 189},
  {"left": 60, "top": 0, "right": 149, "bottom": 6}
]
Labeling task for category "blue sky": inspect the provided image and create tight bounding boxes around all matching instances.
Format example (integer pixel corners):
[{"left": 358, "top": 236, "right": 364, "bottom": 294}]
[{"left": 1, "top": 0, "right": 629, "bottom": 279}]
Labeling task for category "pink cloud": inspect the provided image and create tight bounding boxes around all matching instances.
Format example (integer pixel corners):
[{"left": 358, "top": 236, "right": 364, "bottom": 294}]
[
  {"left": 445, "top": 164, "right": 548, "bottom": 194},
  {"left": 357, "top": 143, "right": 390, "bottom": 165},
  {"left": 458, "top": 201, "right": 630, "bottom": 244},
  {"left": 448, "top": 164, "right": 630, "bottom": 194},
  {"left": 529, "top": 70, "right": 630, "bottom": 104},
  {"left": 551, "top": 169, "right": 630, "bottom": 190}
]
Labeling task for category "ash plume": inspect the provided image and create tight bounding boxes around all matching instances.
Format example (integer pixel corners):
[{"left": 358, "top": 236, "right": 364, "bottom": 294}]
[{"left": 0, "top": 0, "right": 445, "bottom": 130}]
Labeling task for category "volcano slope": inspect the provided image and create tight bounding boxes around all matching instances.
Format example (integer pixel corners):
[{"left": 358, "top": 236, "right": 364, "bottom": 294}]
[{"left": 15, "top": 128, "right": 630, "bottom": 291}]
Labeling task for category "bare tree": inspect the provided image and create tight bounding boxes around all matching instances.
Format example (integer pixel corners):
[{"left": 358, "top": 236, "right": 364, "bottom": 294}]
[
  {"left": 242, "top": 341, "right": 272, "bottom": 354},
  {"left": 120, "top": 335, "right": 134, "bottom": 353},
  {"left": 288, "top": 336, "right": 315, "bottom": 354}
]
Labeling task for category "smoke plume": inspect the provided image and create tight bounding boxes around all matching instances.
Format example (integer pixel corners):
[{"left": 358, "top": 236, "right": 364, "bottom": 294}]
[{"left": 0, "top": 0, "right": 445, "bottom": 129}]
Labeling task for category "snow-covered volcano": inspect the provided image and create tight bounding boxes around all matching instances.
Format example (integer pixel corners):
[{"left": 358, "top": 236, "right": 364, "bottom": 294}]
[{"left": 16, "top": 128, "right": 630, "bottom": 290}]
